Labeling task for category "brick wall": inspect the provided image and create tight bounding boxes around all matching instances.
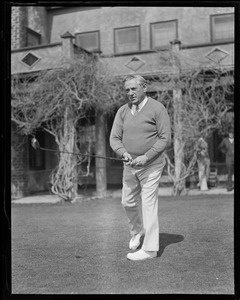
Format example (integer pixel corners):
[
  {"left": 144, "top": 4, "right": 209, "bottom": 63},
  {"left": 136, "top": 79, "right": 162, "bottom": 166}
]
[
  {"left": 11, "top": 6, "right": 28, "bottom": 49},
  {"left": 11, "top": 7, "right": 29, "bottom": 198},
  {"left": 11, "top": 6, "right": 49, "bottom": 198},
  {"left": 11, "top": 124, "right": 29, "bottom": 199},
  {"left": 11, "top": 6, "right": 48, "bottom": 50}
]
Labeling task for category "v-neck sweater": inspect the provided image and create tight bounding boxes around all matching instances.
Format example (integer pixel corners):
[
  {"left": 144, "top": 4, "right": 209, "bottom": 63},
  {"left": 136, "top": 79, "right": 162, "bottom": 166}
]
[{"left": 110, "top": 97, "right": 171, "bottom": 162}]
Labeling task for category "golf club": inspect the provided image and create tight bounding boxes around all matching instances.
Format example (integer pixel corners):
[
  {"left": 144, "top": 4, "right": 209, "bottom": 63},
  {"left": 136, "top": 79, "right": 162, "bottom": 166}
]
[{"left": 31, "top": 137, "right": 127, "bottom": 162}]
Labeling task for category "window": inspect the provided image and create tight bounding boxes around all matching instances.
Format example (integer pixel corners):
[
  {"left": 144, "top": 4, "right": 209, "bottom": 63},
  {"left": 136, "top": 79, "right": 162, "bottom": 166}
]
[
  {"left": 21, "top": 52, "right": 40, "bottom": 67},
  {"left": 114, "top": 26, "right": 140, "bottom": 54},
  {"left": 28, "top": 131, "right": 45, "bottom": 170},
  {"left": 150, "top": 20, "right": 177, "bottom": 49},
  {"left": 26, "top": 28, "right": 41, "bottom": 47},
  {"left": 211, "top": 13, "right": 234, "bottom": 42},
  {"left": 75, "top": 31, "right": 100, "bottom": 52},
  {"left": 150, "top": 20, "right": 178, "bottom": 49}
]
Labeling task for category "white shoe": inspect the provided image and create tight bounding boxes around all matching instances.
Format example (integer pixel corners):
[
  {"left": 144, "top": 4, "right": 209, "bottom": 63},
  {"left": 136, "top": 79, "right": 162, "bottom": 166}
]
[
  {"left": 127, "top": 249, "right": 157, "bottom": 261},
  {"left": 129, "top": 233, "right": 142, "bottom": 250}
]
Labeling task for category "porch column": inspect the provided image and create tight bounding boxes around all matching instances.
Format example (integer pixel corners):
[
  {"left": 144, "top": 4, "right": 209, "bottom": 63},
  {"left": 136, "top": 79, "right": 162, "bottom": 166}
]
[{"left": 170, "top": 39, "right": 186, "bottom": 195}]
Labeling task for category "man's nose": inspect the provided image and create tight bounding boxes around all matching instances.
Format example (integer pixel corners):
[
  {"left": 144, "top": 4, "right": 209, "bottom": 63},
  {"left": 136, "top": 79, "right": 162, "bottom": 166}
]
[{"left": 129, "top": 89, "right": 135, "bottom": 95}]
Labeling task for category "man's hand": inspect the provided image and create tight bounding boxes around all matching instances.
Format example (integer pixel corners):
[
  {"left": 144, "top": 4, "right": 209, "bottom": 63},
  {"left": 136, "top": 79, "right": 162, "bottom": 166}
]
[
  {"left": 122, "top": 152, "right": 133, "bottom": 165},
  {"left": 131, "top": 155, "right": 149, "bottom": 167}
]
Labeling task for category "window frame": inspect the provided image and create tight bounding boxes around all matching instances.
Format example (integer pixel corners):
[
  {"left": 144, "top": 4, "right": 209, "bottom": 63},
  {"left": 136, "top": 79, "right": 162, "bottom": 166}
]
[
  {"left": 210, "top": 13, "right": 234, "bottom": 43},
  {"left": 114, "top": 25, "right": 141, "bottom": 54},
  {"left": 150, "top": 19, "right": 178, "bottom": 50},
  {"left": 75, "top": 30, "right": 100, "bottom": 52},
  {"left": 26, "top": 27, "right": 41, "bottom": 47}
]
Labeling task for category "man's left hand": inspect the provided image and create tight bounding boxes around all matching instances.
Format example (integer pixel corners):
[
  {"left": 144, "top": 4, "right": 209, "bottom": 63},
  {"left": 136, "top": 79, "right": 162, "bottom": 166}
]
[{"left": 131, "top": 155, "right": 149, "bottom": 167}]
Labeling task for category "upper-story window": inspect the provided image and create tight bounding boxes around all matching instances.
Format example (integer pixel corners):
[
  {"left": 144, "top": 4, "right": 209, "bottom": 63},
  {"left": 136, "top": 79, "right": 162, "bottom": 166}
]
[
  {"left": 114, "top": 26, "right": 140, "bottom": 54},
  {"left": 150, "top": 20, "right": 178, "bottom": 49},
  {"left": 75, "top": 31, "right": 100, "bottom": 52},
  {"left": 26, "top": 28, "right": 41, "bottom": 47},
  {"left": 211, "top": 13, "right": 234, "bottom": 42}
]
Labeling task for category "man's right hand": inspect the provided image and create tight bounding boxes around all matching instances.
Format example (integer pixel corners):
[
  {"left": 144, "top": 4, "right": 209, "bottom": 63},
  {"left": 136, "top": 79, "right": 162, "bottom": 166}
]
[{"left": 122, "top": 152, "right": 133, "bottom": 165}]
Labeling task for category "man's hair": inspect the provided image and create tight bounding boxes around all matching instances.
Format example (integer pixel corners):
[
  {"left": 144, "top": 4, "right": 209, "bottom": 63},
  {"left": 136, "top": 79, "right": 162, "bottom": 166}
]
[{"left": 123, "top": 74, "right": 147, "bottom": 87}]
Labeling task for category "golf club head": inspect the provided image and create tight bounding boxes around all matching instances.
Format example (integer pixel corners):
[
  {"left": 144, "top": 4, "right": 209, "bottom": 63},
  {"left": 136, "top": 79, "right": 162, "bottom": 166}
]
[{"left": 31, "top": 137, "right": 40, "bottom": 150}]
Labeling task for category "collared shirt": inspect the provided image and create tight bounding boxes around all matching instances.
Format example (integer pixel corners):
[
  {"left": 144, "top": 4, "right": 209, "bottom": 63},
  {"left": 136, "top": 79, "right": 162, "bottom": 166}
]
[{"left": 131, "top": 96, "right": 148, "bottom": 115}]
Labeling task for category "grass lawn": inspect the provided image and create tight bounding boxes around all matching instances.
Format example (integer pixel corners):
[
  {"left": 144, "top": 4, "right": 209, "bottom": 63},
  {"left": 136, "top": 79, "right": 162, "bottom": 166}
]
[{"left": 11, "top": 194, "right": 234, "bottom": 294}]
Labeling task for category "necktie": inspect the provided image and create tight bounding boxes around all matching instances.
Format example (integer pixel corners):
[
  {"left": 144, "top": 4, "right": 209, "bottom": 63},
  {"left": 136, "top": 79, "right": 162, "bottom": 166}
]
[{"left": 132, "top": 104, "right": 139, "bottom": 115}]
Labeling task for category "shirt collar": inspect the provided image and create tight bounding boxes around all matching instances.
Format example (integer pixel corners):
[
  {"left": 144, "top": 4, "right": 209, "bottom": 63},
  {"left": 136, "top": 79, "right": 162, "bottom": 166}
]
[
  {"left": 138, "top": 96, "right": 148, "bottom": 110},
  {"left": 129, "top": 96, "right": 148, "bottom": 112}
]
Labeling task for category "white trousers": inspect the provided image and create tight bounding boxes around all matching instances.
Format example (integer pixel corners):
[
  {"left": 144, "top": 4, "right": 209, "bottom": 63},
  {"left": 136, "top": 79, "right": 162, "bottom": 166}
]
[
  {"left": 122, "top": 160, "right": 165, "bottom": 251},
  {"left": 197, "top": 159, "right": 209, "bottom": 191}
]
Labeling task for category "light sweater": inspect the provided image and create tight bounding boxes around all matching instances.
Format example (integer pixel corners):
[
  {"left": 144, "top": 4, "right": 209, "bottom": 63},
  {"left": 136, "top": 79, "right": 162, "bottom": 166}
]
[{"left": 110, "top": 97, "right": 171, "bottom": 163}]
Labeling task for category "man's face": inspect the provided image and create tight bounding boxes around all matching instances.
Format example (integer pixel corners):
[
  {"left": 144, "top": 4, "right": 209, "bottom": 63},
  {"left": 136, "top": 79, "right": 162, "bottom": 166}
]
[
  {"left": 229, "top": 132, "right": 234, "bottom": 139},
  {"left": 124, "top": 79, "right": 146, "bottom": 105}
]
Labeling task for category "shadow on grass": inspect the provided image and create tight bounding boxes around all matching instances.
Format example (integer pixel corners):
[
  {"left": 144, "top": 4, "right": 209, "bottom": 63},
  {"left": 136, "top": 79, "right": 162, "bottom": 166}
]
[
  {"left": 138, "top": 233, "right": 184, "bottom": 257},
  {"left": 157, "top": 233, "right": 184, "bottom": 257}
]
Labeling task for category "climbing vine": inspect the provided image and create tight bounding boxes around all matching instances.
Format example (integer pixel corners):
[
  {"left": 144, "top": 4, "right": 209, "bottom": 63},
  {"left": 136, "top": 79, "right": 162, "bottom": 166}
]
[{"left": 11, "top": 49, "right": 234, "bottom": 198}]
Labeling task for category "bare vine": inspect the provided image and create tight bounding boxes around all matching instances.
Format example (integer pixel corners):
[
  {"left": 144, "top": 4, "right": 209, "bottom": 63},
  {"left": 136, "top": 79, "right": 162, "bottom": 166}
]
[
  {"left": 11, "top": 53, "right": 126, "bottom": 201},
  {"left": 11, "top": 49, "right": 234, "bottom": 198},
  {"left": 146, "top": 53, "right": 234, "bottom": 195}
]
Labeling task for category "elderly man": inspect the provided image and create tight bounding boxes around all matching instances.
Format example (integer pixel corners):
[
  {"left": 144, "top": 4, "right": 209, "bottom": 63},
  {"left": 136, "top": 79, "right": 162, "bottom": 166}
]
[{"left": 110, "top": 75, "right": 171, "bottom": 261}]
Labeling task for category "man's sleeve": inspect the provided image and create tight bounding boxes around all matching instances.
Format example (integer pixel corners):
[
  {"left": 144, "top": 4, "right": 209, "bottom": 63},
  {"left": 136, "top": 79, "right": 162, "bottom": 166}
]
[
  {"left": 145, "top": 106, "right": 171, "bottom": 160},
  {"left": 109, "top": 108, "right": 127, "bottom": 158}
]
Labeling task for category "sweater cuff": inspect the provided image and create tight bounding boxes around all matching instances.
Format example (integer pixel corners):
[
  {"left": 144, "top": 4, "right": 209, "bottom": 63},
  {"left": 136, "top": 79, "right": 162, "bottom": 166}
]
[{"left": 117, "top": 148, "right": 128, "bottom": 158}]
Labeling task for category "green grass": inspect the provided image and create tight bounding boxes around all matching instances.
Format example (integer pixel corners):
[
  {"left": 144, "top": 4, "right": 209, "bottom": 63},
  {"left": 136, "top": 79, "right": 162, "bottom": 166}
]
[{"left": 11, "top": 194, "right": 234, "bottom": 294}]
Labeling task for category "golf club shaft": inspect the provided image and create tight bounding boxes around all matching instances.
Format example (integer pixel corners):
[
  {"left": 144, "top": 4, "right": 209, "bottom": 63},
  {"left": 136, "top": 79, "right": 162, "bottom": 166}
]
[{"left": 34, "top": 143, "right": 126, "bottom": 162}]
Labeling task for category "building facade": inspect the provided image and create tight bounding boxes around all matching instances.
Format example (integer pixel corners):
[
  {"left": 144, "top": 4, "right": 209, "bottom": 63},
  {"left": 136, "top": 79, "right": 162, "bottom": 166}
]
[{"left": 11, "top": 6, "right": 234, "bottom": 197}]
